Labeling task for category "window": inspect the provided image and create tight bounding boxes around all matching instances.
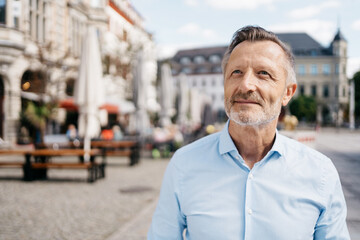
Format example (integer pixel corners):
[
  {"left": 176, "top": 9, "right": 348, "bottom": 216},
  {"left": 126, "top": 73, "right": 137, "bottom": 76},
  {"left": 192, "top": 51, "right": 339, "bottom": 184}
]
[
  {"left": 322, "top": 64, "right": 330, "bottom": 75},
  {"left": 323, "top": 85, "right": 329, "bottom": 98},
  {"left": 310, "top": 50, "right": 317, "bottom": 56},
  {"left": 13, "top": 0, "right": 21, "bottom": 28},
  {"left": 209, "top": 55, "right": 221, "bottom": 63},
  {"left": 202, "top": 79, "right": 206, "bottom": 87},
  {"left": 194, "top": 56, "right": 205, "bottom": 64},
  {"left": 195, "top": 67, "right": 207, "bottom": 74},
  {"left": 299, "top": 85, "right": 305, "bottom": 95},
  {"left": 212, "top": 66, "right": 222, "bottom": 73},
  {"left": 311, "top": 85, "right": 317, "bottom": 97},
  {"left": 310, "top": 65, "right": 318, "bottom": 75},
  {"left": 335, "top": 63, "right": 340, "bottom": 74},
  {"left": 181, "top": 67, "right": 192, "bottom": 74},
  {"left": 212, "top": 78, "right": 216, "bottom": 87},
  {"left": 29, "top": 0, "right": 46, "bottom": 42},
  {"left": 298, "top": 65, "right": 306, "bottom": 75},
  {"left": 0, "top": 0, "right": 6, "bottom": 24},
  {"left": 335, "top": 85, "right": 338, "bottom": 97},
  {"left": 180, "top": 57, "right": 191, "bottom": 65},
  {"left": 66, "top": 79, "right": 75, "bottom": 96},
  {"left": 343, "top": 87, "right": 346, "bottom": 97}
]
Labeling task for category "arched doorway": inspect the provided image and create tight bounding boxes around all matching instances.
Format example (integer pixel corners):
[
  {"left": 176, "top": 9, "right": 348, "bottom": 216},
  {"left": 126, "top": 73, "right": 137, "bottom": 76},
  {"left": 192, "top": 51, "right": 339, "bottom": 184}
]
[{"left": 0, "top": 76, "right": 4, "bottom": 138}]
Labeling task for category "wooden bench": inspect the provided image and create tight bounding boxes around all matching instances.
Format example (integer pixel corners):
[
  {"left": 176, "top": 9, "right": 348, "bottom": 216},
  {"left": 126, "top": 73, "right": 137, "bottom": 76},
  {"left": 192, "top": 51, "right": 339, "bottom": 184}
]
[
  {"left": 0, "top": 149, "right": 102, "bottom": 182},
  {"left": 90, "top": 140, "right": 140, "bottom": 166},
  {"left": 28, "top": 149, "right": 102, "bottom": 182},
  {"left": 36, "top": 140, "right": 141, "bottom": 166},
  {"left": 0, "top": 149, "right": 32, "bottom": 167}
]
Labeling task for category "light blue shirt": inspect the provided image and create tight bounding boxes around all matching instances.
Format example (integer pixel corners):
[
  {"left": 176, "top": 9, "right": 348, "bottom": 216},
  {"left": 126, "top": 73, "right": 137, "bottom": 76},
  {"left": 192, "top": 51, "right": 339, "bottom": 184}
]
[{"left": 148, "top": 121, "right": 350, "bottom": 240}]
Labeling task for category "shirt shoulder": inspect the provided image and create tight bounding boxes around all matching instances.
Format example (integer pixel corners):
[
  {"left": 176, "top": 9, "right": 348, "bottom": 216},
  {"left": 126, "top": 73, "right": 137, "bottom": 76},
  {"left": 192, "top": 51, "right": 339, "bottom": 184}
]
[
  {"left": 278, "top": 133, "right": 340, "bottom": 198},
  {"left": 171, "top": 132, "right": 222, "bottom": 168}
]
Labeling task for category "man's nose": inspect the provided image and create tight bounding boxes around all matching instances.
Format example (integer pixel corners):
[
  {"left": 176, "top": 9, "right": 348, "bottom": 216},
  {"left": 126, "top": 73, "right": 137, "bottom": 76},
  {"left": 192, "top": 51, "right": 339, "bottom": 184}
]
[{"left": 239, "top": 71, "right": 257, "bottom": 92}]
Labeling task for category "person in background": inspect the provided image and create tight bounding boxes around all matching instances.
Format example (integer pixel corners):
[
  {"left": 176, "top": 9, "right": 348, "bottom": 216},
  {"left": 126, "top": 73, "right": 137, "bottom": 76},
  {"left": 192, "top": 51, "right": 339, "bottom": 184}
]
[
  {"left": 112, "top": 125, "right": 123, "bottom": 141},
  {"left": 66, "top": 124, "right": 78, "bottom": 141},
  {"left": 148, "top": 26, "right": 349, "bottom": 240},
  {"left": 101, "top": 127, "right": 114, "bottom": 140}
]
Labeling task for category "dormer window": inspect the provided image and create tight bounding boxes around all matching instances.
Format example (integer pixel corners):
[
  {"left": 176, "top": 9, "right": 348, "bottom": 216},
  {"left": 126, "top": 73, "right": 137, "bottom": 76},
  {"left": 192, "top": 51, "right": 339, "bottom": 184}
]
[
  {"left": 209, "top": 55, "right": 221, "bottom": 63},
  {"left": 180, "top": 57, "right": 191, "bottom": 64},
  {"left": 194, "top": 56, "right": 205, "bottom": 64}
]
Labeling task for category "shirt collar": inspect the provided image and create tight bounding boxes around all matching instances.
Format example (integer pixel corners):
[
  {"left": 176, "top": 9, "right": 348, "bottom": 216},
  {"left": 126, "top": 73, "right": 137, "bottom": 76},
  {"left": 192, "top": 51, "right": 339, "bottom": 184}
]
[
  {"left": 219, "top": 120, "right": 238, "bottom": 155},
  {"left": 218, "top": 120, "right": 285, "bottom": 157}
]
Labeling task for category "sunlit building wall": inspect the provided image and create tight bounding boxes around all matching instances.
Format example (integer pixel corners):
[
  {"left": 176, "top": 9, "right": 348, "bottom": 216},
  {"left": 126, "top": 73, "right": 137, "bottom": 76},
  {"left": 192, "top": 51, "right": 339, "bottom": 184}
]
[{"left": 0, "top": 0, "right": 157, "bottom": 143}]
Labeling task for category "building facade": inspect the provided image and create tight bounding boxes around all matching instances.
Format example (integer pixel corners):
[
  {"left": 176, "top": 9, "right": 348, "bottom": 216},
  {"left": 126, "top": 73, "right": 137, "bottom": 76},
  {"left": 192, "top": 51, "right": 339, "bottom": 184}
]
[
  {"left": 170, "top": 30, "right": 348, "bottom": 126},
  {"left": 0, "top": 0, "right": 157, "bottom": 144}
]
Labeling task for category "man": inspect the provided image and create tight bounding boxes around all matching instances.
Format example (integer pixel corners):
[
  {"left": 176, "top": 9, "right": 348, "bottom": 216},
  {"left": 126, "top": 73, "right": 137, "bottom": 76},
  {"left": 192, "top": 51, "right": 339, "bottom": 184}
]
[{"left": 148, "top": 26, "right": 350, "bottom": 240}]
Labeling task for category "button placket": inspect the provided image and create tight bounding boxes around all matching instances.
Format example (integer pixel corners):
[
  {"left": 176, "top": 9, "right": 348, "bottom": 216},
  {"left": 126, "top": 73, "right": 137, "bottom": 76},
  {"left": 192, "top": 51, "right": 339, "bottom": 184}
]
[{"left": 244, "top": 171, "right": 254, "bottom": 239}]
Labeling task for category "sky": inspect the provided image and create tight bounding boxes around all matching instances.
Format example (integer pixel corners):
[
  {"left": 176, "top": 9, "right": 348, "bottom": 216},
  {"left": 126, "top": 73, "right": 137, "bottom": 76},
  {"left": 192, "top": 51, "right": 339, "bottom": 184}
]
[{"left": 132, "top": 0, "right": 360, "bottom": 78}]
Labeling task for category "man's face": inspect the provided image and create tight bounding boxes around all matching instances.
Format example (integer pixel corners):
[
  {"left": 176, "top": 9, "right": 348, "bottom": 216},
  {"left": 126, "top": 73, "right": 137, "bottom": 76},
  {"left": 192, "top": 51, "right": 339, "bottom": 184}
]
[{"left": 224, "top": 40, "right": 296, "bottom": 126}]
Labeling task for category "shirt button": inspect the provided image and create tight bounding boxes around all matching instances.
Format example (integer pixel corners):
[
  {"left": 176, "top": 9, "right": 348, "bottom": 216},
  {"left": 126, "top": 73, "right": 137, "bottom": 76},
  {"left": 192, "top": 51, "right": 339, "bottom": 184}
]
[
  {"left": 247, "top": 208, "right": 253, "bottom": 215},
  {"left": 235, "top": 155, "right": 240, "bottom": 160},
  {"left": 249, "top": 173, "right": 254, "bottom": 179}
]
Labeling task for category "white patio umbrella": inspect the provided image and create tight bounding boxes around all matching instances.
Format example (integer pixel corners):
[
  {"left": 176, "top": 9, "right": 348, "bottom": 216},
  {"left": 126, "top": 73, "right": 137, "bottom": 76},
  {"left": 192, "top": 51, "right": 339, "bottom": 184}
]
[
  {"left": 132, "top": 50, "right": 150, "bottom": 137},
  {"left": 177, "top": 73, "right": 189, "bottom": 126},
  {"left": 159, "top": 63, "right": 174, "bottom": 127},
  {"left": 74, "top": 26, "right": 105, "bottom": 161}
]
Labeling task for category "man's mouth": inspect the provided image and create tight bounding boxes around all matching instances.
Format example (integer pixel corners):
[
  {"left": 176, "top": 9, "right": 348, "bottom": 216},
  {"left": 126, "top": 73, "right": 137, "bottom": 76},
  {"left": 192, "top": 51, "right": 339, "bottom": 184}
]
[{"left": 232, "top": 99, "right": 260, "bottom": 105}]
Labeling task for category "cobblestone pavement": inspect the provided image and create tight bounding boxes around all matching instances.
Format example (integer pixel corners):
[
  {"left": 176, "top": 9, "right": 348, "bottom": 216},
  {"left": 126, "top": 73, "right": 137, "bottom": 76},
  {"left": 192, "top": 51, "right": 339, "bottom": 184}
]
[{"left": 0, "top": 156, "right": 169, "bottom": 240}]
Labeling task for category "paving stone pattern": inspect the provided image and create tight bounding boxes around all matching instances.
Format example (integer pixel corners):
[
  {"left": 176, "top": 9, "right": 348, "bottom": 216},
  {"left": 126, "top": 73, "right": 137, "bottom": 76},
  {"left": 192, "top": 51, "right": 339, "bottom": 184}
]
[{"left": 0, "top": 157, "right": 169, "bottom": 240}]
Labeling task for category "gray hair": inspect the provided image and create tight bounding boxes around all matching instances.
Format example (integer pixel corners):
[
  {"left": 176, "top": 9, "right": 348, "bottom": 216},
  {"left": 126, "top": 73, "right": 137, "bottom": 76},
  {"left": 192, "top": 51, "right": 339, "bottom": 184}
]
[{"left": 221, "top": 26, "right": 296, "bottom": 84}]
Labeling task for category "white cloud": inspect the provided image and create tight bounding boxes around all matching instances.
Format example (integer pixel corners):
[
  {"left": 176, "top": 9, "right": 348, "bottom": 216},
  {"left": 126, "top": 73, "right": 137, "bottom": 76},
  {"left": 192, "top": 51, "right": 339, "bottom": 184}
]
[
  {"left": 268, "top": 19, "right": 336, "bottom": 46},
  {"left": 184, "top": 0, "right": 199, "bottom": 6},
  {"left": 288, "top": 1, "right": 340, "bottom": 19},
  {"left": 348, "top": 57, "right": 360, "bottom": 78},
  {"left": 177, "top": 23, "right": 218, "bottom": 39},
  {"left": 205, "top": 0, "right": 279, "bottom": 10},
  {"left": 352, "top": 19, "right": 360, "bottom": 31}
]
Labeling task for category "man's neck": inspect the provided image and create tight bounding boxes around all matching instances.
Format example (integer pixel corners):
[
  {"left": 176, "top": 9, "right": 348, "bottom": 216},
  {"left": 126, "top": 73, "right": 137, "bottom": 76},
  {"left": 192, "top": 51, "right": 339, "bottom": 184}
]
[{"left": 228, "top": 120, "right": 277, "bottom": 169}]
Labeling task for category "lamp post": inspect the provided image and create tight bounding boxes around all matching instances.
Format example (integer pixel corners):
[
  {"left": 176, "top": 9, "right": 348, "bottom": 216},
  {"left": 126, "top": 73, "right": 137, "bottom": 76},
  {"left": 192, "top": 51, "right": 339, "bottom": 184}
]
[{"left": 349, "top": 78, "right": 355, "bottom": 130}]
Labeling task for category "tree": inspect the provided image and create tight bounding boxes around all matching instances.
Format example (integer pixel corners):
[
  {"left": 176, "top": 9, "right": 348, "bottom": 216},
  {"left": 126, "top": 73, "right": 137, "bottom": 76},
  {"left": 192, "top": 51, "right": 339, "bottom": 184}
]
[
  {"left": 289, "top": 95, "right": 317, "bottom": 123},
  {"left": 21, "top": 101, "right": 57, "bottom": 143},
  {"left": 353, "top": 71, "right": 360, "bottom": 122}
]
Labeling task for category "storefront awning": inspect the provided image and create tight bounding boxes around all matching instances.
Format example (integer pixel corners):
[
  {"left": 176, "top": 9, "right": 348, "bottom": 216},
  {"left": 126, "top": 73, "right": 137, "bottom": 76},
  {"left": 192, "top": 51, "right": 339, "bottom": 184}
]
[{"left": 59, "top": 98, "right": 119, "bottom": 114}]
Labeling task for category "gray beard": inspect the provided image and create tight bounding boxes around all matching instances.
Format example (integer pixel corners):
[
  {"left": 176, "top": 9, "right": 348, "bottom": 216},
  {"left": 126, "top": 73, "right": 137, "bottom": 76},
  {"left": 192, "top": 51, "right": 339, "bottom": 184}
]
[{"left": 225, "top": 97, "right": 282, "bottom": 127}]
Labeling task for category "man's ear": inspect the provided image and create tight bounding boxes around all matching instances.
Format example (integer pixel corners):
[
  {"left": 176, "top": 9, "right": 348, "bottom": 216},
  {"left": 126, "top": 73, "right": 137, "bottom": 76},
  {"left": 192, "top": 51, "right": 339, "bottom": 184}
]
[{"left": 282, "top": 83, "right": 297, "bottom": 106}]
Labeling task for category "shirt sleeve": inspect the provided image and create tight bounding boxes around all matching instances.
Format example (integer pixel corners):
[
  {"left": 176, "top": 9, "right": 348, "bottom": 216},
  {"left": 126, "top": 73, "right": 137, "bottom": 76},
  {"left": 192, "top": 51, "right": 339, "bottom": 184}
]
[
  {"left": 314, "top": 162, "right": 350, "bottom": 240},
  {"left": 148, "top": 158, "right": 186, "bottom": 240}
]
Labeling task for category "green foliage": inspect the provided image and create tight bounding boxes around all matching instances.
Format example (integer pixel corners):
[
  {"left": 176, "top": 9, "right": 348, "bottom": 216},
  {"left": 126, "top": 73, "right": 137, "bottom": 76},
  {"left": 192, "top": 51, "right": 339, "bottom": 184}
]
[
  {"left": 289, "top": 95, "right": 317, "bottom": 122},
  {"left": 24, "top": 102, "right": 50, "bottom": 130},
  {"left": 353, "top": 71, "right": 360, "bottom": 120},
  {"left": 21, "top": 101, "right": 57, "bottom": 143}
]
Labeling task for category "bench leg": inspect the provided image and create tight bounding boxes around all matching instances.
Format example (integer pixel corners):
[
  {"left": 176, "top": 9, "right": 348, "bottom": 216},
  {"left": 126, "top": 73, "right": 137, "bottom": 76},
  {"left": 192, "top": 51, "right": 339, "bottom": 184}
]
[
  {"left": 88, "top": 166, "right": 96, "bottom": 183},
  {"left": 23, "top": 164, "right": 33, "bottom": 181},
  {"left": 130, "top": 149, "right": 140, "bottom": 166}
]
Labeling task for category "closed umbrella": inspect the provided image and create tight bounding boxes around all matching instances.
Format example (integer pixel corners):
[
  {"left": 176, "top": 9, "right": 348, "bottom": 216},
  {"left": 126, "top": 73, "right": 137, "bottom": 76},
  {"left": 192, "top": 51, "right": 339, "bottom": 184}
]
[
  {"left": 74, "top": 26, "right": 105, "bottom": 161},
  {"left": 177, "top": 73, "right": 189, "bottom": 127},
  {"left": 133, "top": 50, "right": 150, "bottom": 137},
  {"left": 159, "top": 63, "right": 173, "bottom": 127}
]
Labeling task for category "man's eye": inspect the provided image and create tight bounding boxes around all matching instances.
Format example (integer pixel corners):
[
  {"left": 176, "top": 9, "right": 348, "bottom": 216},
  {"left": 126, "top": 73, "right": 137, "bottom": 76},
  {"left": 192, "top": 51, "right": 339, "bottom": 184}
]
[
  {"left": 232, "top": 70, "right": 241, "bottom": 74},
  {"left": 259, "top": 70, "right": 269, "bottom": 75}
]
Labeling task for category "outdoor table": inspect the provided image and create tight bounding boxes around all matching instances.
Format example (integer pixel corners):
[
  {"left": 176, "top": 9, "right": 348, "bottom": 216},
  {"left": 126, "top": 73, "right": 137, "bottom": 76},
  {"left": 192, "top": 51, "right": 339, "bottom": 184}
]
[{"left": 90, "top": 140, "right": 140, "bottom": 166}]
